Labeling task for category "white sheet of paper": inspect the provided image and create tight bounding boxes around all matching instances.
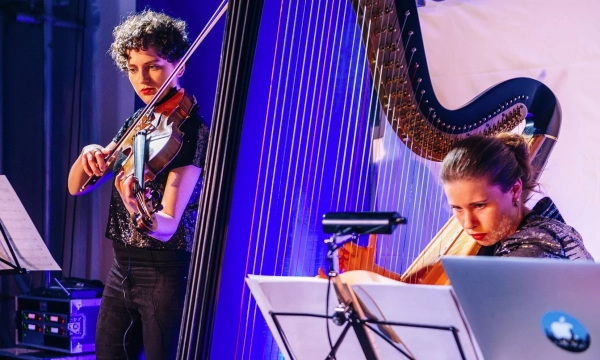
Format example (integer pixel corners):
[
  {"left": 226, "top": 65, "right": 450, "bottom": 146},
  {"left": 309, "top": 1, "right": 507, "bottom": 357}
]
[
  {"left": 247, "top": 271, "right": 481, "bottom": 360},
  {"left": 0, "top": 175, "right": 61, "bottom": 272},
  {"left": 247, "top": 275, "right": 367, "bottom": 360},
  {"left": 350, "top": 281, "right": 480, "bottom": 359}
]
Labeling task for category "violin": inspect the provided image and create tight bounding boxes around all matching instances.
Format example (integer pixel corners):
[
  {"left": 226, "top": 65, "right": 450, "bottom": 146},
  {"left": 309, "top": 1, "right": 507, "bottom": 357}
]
[
  {"left": 80, "top": 88, "right": 196, "bottom": 233},
  {"left": 126, "top": 89, "right": 197, "bottom": 233}
]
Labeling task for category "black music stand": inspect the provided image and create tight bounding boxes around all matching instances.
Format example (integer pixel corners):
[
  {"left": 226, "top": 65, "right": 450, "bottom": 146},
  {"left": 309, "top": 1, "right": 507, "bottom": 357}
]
[
  {"left": 323, "top": 212, "right": 406, "bottom": 359},
  {"left": 0, "top": 218, "right": 28, "bottom": 275},
  {"left": 247, "top": 212, "right": 474, "bottom": 359},
  {"left": 0, "top": 175, "right": 60, "bottom": 276},
  {"left": 269, "top": 311, "right": 467, "bottom": 360}
]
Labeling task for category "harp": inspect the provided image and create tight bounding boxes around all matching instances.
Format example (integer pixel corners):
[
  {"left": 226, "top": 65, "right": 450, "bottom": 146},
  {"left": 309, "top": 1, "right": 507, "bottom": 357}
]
[
  {"left": 334, "top": 0, "right": 560, "bottom": 285},
  {"left": 178, "top": 0, "right": 561, "bottom": 358}
]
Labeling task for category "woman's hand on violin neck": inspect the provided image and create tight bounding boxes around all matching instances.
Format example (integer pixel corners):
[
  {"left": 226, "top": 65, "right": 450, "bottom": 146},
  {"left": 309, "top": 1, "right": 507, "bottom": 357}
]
[
  {"left": 115, "top": 170, "right": 139, "bottom": 214},
  {"left": 81, "top": 145, "right": 112, "bottom": 177}
]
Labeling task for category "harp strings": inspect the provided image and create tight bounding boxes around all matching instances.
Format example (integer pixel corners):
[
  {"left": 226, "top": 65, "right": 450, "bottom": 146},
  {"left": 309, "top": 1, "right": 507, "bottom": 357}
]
[
  {"left": 312, "top": 0, "right": 350, "bottom": 255},
  {"left": 292, "top": 0, "right": 335, "bottom": 277},
  {"left": 235, "top": 0, "right": 289, "bottom": 357},
  {"left": 373, "top": 4, "right": 404, "bottom": 273},
  {"left": 301, "top": 0, "right": 349, "bottom": 277},
  {"left": 233, "top": 0, "right": 454, "bottom": 357},
  {"left": 274, "top": 0, "right": 308, "bottom": 280},
  {"left": 392, "top": 10, "right": 417, "bottom": 273},
  {"left": 342, "top": 2, "right": 378, "bottom": 274},
  {"left": 233, "top": 0, "right": 369, "bottom": 358},
  {"left": 331, "top": 6, "right": 366, "bottom": 213},
  {"left": 359, "top": 3, "right": 451, "bottom": 276},
  {"left": 360, "top": 2, "right": 416, "bottom": 275}
]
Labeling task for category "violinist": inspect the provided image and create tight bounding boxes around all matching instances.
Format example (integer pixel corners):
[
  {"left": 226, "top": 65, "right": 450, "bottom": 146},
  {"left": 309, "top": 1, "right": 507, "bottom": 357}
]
[
  {"left": 67, "top": 10, "right": 209, "bottom": 359},
  {"left": 441, "top": 133, "right": 593, "bottom": 260}
]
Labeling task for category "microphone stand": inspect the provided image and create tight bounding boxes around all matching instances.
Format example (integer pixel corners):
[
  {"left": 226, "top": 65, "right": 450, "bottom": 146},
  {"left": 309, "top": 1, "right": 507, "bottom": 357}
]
[{"left": 324, "top": 233, "right": 378, "bottom": 360}]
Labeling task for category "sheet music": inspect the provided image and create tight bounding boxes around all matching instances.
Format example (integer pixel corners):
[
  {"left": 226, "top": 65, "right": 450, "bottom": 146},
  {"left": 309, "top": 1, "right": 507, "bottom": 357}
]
[
  {"left": 0, "top": 176, "right": 61, "bottom": 272},
  {"left": 247, "top": 275, "right": 368, "bottom": 359},
  {"left": 247, "top": 271, "right": 482, "bottom": 360}
]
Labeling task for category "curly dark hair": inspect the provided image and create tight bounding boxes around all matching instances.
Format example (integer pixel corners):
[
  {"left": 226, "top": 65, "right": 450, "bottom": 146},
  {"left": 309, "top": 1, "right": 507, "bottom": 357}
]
[{"left": 110, "top": 9, "right": 190, "bottom": 72}]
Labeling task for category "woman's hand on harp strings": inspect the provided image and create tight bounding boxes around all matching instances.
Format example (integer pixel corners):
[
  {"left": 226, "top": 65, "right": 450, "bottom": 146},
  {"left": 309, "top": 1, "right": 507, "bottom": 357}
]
[{"left": 81, "top": 144, "right": 113, "bottom": 177}]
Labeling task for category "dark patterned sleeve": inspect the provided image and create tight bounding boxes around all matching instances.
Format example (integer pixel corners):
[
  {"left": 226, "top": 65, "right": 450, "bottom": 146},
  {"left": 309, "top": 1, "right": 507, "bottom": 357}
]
[
  {"left": 167, "top": 114, "right": 210, "bottom": 170},
  {"left": 495, "top": 220, "right": 594, "bottom": 260},
  {"left": 559, "top": 226, "right": 594, "bottom": 260},
  {"left": 495, "top": 223, "right": 565, "bottom": 258},
  {"left": 190, "top": 119, "right": 210, "bottom": 168},
  {"left": 496, "top": 240, "right": 564, "bottom": 259},
  {"left": 113, "top": 108, "right": 144, "bottom": 143}
]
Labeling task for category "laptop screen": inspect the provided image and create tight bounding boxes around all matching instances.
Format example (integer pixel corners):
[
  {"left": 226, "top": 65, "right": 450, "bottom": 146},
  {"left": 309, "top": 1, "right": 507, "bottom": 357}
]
[{"left": 442, "top": 256, "right": 599, "bottom": 359}]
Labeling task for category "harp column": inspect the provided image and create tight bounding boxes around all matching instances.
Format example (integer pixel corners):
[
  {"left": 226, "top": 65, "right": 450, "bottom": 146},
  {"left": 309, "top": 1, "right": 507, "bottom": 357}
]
[{"left": 177, "top": 0, "right": 265, "bottom": 359}]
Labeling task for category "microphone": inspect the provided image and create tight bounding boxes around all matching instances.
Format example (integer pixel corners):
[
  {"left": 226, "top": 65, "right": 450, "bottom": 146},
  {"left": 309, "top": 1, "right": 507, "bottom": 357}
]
[{"left": 322, "top": 211, "right": 406, "bottom": 235}]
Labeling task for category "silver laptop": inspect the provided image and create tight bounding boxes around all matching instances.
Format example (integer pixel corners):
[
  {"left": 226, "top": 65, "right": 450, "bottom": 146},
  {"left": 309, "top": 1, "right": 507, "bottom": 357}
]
[{"left": 442, "top": 256, "right": 599, "bottom": 360}]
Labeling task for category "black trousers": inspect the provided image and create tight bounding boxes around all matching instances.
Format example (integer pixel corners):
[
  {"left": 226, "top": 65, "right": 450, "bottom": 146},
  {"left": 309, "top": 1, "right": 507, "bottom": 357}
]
[{"left": 95, "top": 241, "right": 191, "bottom": 360}]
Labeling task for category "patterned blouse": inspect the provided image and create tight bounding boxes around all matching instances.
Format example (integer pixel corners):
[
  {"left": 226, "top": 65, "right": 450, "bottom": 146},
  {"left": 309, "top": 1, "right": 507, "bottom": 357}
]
[
  {"left": 105, "top": 91, "right": 210, "bottom": 251},
  {"left": 486, "top": 197, "right": 593, "bottom": 260}
]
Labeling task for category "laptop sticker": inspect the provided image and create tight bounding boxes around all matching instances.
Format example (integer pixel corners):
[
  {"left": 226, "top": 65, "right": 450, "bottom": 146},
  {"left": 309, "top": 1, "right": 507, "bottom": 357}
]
[{"left": 541, "top": 311, "right": 590, "bottom": 353}]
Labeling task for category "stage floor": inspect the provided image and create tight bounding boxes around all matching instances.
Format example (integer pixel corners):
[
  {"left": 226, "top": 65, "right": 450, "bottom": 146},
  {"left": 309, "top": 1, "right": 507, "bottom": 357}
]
[{"left": 0, "top": 348, "right": 94, "bottom": 360}]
